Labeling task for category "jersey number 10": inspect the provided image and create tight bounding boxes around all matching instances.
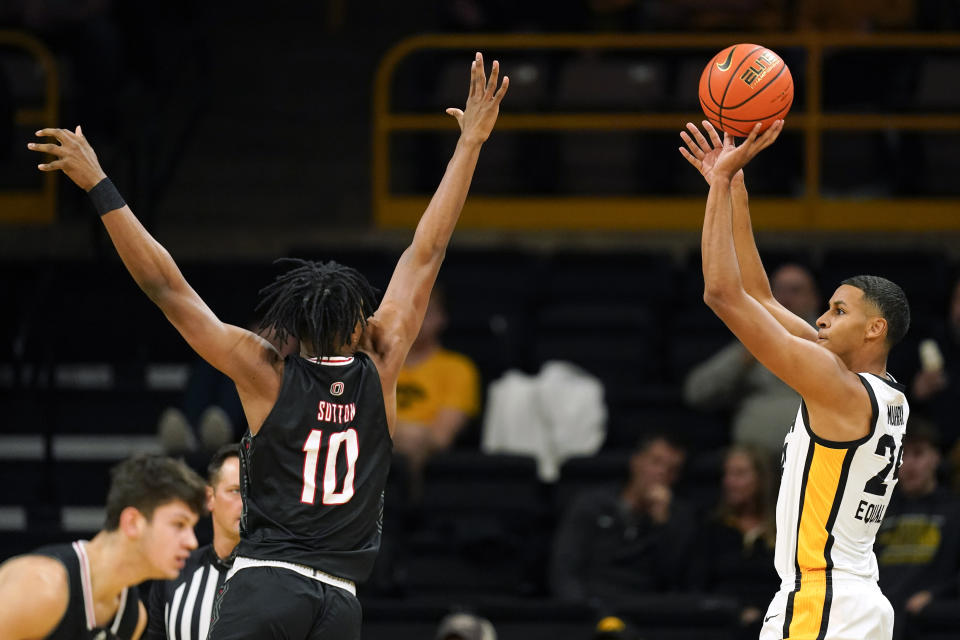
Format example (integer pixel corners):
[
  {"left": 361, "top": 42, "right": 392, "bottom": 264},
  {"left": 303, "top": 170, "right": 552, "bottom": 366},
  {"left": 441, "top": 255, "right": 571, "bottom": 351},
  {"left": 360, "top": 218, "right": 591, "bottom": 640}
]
[{"left": 301, "top": 429, "right": 359, "bottom": 505}]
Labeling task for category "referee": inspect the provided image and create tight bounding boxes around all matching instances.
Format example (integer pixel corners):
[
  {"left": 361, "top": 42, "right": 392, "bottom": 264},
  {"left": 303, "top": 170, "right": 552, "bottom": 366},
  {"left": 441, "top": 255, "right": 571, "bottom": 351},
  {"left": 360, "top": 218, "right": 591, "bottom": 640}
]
[{"left": 145, "top": 444, "right": 241, "bottom": 640}]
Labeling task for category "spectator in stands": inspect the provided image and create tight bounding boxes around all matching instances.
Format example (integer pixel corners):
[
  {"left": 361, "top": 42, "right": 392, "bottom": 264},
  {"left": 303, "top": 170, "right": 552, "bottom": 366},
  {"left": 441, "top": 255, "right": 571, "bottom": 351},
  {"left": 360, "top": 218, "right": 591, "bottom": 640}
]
[
  {"left": 875, "top": 419, "right": 960, "bottom": 619},
  {"left": 145, "top": 444, "right": 241, "bottom": 640},
  {"left": 393, "top": 287, "right": 481, "bottom": 472},
  {"left": 435, "top": 612, "right": 497, "bottom": 640},
  {"left": 687, "top": 445, "right": 778, "bottom": 630},
  {"left": 901, "top": 276, "right": 960, "bottom": 455},
  {"left": 683, "top": 263, "right": 820, "bottom": 458},
  {"left": 550, "top": 433, "right": 694, "bottom": 604},
  {"left": 158, "top": 323, "right": 297, "bottom": 460}
]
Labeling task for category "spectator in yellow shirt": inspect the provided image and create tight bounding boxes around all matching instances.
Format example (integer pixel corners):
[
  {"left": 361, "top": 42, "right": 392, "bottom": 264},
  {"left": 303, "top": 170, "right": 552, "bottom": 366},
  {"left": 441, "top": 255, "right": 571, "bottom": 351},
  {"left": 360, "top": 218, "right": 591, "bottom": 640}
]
[{"left": 393, "top": 287, "right": 481, "bottom": 471}]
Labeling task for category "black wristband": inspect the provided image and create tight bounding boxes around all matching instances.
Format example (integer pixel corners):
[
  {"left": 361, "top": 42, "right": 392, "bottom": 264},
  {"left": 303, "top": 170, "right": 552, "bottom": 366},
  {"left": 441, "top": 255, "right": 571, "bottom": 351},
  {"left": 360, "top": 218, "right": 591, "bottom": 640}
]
[{"left": 88, "top": 177, "right": 126, "bottom": 216}]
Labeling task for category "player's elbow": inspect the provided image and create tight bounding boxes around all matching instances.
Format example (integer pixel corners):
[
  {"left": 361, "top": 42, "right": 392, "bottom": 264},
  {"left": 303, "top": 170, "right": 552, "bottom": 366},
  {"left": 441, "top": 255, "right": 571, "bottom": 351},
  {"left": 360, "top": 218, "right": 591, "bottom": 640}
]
[
  {"left": 141, "top": 278, "right": 174, "bottom": 307},
  {"left": 703, "top": 286, "right": 733, "bottom": 311},
  {"left": 402, "top": 242, "right": 446, "bottom": 271}
]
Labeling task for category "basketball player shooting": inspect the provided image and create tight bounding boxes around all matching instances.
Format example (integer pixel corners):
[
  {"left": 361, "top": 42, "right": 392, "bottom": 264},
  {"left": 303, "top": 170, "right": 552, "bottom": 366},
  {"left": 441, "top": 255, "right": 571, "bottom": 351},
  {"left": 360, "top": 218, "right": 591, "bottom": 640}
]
[
  {"left": 679, "top": 120, "right": 910, "bottom": 640},
  {"left": 29, "top": 52, "right": 508, "bottom": 640}
]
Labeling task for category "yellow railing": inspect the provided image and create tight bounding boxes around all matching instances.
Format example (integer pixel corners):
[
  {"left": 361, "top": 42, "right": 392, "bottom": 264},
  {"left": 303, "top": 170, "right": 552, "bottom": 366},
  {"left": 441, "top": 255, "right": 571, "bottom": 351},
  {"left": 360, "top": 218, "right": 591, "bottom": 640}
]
[
  {"left": 373, "top": 33, "right": 960, "bottom": 232},
  {"left": 0, "top": 30, "right": 58, "bottom": 224}
]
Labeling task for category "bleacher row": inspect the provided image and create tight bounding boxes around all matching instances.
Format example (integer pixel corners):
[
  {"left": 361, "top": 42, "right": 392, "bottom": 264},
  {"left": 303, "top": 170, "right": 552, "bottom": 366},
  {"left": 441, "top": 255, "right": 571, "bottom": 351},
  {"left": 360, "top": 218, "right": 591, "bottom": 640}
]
[
  {"left": 388, "top": 51, "right": 960, "bottom": 198},
  {"left": 2, "top": 247, "right": 959, "bottom": 639}
]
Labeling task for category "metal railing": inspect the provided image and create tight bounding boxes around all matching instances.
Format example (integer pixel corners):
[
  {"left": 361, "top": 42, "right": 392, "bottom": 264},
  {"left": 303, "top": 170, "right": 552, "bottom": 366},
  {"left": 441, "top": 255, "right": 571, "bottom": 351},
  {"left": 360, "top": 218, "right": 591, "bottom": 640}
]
[
  {"left": 0, "top": 30, "right": 58, "bottom": 224},
  {"left": 373, "top": 33, "right": 960, "bottom": 232}
]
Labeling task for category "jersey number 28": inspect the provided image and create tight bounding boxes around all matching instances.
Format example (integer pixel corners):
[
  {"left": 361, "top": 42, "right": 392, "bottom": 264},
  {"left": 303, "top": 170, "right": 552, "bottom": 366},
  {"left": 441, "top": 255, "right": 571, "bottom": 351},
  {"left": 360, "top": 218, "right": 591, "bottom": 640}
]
[{"left": 301, "top": 429, "right": 359, "bottom": 505}]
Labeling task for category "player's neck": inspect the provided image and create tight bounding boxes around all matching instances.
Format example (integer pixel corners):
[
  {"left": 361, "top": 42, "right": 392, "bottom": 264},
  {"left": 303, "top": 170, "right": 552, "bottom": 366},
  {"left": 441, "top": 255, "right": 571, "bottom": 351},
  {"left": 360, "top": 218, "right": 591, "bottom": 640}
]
[
  {"left": 842, "top": 349, "right": 887, "bottom": 378},
  {"left": 84, "top": 532, "right": 147, "bottom": 600}
]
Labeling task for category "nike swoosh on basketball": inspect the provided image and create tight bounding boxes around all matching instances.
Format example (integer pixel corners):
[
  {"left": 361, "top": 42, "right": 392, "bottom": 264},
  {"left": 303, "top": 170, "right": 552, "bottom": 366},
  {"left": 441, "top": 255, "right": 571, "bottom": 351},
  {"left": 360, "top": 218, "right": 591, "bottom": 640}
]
[
  {"left": 764, "top": 613, "right": 780, "bottom": 622},
  {"left": 717, "top": 48, "right": 736, "bottom": 71}
]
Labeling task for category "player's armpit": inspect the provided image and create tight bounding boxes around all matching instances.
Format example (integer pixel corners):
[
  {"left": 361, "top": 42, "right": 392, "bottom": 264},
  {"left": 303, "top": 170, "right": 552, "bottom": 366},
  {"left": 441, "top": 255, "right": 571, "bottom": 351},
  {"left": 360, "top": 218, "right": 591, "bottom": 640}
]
[
  {"left": 706, "top": 288, "right": 869, "bottom": 440},
  {"left": 0, "top": 556, "right": 69, "bottom": 640}
]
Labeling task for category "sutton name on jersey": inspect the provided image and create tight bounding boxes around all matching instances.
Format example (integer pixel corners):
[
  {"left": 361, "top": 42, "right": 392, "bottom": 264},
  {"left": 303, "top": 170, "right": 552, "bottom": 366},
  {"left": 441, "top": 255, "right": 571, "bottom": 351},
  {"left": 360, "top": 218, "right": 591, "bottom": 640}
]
[{"left": 317, "top": 401, "right": 357, "bottom": 424}]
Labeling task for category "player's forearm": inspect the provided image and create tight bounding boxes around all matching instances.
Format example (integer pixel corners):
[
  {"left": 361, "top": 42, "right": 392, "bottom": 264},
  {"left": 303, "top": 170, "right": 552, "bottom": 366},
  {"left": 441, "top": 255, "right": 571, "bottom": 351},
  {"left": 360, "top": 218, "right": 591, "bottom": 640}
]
[
  {"left": 702, "top": 177, "right": 745, "bottom": 305},
  {"left": 101, "top": 207, "right": 188, "bottom": 303},
  {"left": 408, "top": 136, "right": 482, "bottom": 261},
  {"left": 730, "top": 177, "right": 817, "bottom": 340},
  {"left": 730, "top": 177, "right": 775, "bottom": 303}
]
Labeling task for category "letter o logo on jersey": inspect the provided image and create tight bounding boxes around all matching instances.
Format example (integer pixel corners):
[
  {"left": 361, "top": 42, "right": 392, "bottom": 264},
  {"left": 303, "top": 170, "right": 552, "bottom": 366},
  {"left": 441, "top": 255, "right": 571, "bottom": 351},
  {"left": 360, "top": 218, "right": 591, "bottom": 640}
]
[{"left": 330, "top": 381, "right": 345, "bottom": 396}]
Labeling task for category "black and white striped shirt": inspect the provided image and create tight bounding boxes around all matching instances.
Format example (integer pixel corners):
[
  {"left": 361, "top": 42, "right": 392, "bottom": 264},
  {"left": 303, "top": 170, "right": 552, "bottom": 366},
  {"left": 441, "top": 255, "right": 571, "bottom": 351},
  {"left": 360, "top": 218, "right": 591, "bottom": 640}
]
[{"left": 145, "top": 545, "right": 231, "bottom": 640}]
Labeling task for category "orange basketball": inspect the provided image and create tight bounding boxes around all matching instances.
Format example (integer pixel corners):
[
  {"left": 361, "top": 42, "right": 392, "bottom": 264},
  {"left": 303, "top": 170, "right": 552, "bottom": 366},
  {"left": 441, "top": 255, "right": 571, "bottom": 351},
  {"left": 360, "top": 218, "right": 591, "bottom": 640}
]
[{"left": 699, "top": 44, "right": 793, "bottom": 136}]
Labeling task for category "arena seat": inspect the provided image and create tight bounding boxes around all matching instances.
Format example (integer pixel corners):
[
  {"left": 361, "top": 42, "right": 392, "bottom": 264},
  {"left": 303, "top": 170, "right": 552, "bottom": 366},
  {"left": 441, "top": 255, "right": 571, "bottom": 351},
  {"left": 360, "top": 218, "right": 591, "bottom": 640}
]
[
  {"left": 554, "top": 451, "right": 631, "bottom": 514},
  {"left": 402, "top": 453, "right": 546, "bottom": 596}
]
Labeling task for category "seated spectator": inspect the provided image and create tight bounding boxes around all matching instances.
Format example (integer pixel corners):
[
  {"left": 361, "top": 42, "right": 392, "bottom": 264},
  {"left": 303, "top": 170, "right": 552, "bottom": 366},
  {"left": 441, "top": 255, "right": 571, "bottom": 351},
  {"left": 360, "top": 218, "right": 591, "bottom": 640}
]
[
  {"left": 899, "top": 276, "right": 960, "bottom": 455},
  {"left": 393, "top": 287, "right": 481, "bottom": 471},
  {"left": 687, "top": 445, "right": 778, "bottom": 629},
  {"left": 876, "top": 419, "right": 960, "bottom": 619},
  {"left": 683, "top": 263, "right": 820, "bottom": 457},
  {"left": 550, "top": 433, "right": 694, "bottom": 604}
]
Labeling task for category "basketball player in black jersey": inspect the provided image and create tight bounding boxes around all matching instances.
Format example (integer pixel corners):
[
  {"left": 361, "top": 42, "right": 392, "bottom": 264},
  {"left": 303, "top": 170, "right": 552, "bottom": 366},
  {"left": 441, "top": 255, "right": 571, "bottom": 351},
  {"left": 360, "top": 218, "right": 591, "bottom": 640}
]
[
  {"left": 0, "top": 455, "right": 206, "bottom": 640},
  {"left": 30, "top": 52, "right": 508, "bottom": 639}
]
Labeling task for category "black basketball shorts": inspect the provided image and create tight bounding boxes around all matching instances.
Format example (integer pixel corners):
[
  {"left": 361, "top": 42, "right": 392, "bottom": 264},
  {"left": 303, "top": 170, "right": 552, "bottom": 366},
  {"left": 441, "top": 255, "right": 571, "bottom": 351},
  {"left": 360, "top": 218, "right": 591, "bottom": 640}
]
[{"left": 207, "top": 565, "right": 361, "bottom": 640}]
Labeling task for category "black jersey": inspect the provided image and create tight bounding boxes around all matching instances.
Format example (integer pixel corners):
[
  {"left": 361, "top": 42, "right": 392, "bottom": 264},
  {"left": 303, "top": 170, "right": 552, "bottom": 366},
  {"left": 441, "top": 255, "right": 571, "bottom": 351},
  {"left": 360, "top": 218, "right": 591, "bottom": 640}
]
[
  {"left": 34, "top": 541, "right": 141, "bottom": 640},
  {"left": 236, "top": 352, "right": 392, "bottom": 582},
  {"left": 144, "top": 544, "right": 231, "bottom": 640}
]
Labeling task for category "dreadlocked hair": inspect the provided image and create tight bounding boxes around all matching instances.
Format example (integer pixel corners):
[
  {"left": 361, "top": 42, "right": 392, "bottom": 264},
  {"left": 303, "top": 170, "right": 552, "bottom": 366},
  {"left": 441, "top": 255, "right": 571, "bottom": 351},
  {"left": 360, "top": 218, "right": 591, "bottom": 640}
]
[{"left": 256, "top": 259, "right": 379, "bottom": 358}]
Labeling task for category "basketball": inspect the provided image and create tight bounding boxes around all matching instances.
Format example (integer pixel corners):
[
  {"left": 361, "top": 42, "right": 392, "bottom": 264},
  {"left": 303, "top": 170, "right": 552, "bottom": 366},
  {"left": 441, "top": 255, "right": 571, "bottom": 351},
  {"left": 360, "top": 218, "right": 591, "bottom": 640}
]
[{"left": 698, "top": 43, "right": 793, "bottom": 136}]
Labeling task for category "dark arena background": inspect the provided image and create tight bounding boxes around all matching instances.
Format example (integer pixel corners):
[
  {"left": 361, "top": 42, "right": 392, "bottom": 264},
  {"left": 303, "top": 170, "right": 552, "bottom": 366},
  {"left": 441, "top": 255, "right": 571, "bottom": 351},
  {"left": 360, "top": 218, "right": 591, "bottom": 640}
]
[{"left": 3, "top": 2, "right": 960, "bottom": 639}]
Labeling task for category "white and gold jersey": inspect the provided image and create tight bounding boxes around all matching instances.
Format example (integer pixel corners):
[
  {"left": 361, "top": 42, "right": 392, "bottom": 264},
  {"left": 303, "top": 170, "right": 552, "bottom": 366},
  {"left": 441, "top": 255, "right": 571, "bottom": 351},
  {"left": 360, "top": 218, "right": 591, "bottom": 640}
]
[{"left": 773, "top": 372, "right": 907, "bottom": 639}]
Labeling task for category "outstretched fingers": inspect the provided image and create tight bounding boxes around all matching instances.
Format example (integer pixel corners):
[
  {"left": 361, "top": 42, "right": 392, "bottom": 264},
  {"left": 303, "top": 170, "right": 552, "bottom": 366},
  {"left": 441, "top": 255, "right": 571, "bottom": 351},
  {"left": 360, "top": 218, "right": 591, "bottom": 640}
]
[
  {"left": 756, "top": 119, "right": 784, "bottom": 150},
  {"left": 35, "top": 128, "right": 76, "bottom": 144},
  {"left": 445, "top": 108, "right": 464, "bottom": 127},
  {"left": 484, "top": 60, "right": 499, "bottom": 99},
  {"left": 680, "top": 127, "right": 704, "bottom": 160},
  {"left": 687, "top": 122, "right": 712, "bottom": 153},
  {"left": 701, "top": 120, "right": 723, "bottom": 149},
  {"left": 678, "top": 145, "right": 701, "bottom": 170},
  {"left": 473, "top": 52, "right": 485, "bottom": 99},
  {"left": 742, "top": 122, "right": 764, "bottom": 148},
  {"left": 26, "top": 142, "right": 64, "bottom": 156},
  {"left": 493, "top": 74, "right": 509, "bottom": 103},
  {"left": 36, "top": 159, "right": 65, "bottom": 171}
]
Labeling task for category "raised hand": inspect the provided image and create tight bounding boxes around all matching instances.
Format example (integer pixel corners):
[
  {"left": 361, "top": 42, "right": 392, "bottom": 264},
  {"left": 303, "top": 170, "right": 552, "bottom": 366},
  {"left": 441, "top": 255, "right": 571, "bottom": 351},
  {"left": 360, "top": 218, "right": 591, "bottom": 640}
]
[
  {"left": 445, "top": 52, "right": 509, "bottom": 146},
  {"left": 679, "top": 120, "right": 783, "bottom": 185},
  {"left": 28, "top": 126, "right": 107, "bottom": 191},
  {"left": 679, "top": 121, "right": 742, "bottom": 184}
]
